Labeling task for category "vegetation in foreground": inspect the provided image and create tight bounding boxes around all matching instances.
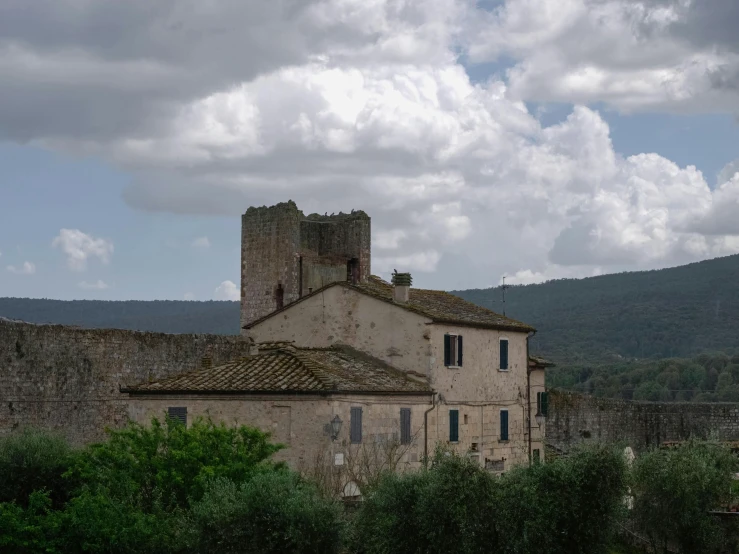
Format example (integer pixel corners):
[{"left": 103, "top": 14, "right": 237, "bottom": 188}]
[{"left": 0, "top": 424, "right": 737, "bottom": 553}]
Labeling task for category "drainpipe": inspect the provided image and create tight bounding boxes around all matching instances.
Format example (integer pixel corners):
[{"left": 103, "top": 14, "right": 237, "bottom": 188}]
[
  {"left": 526, "top": 330, "right": 537, "bottom": 465},
  {"left": 423, "top": 393, "right": 437, "bottom": 468}
]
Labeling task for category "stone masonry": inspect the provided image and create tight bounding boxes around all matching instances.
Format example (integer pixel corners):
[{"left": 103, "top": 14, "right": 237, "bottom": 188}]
[
  {"left": 0, "top": 318, "right": 251, "bottom": 445},
  {"left": 546, "top": 389, "right": 739, "bottom": 453},
  {"left": 240, "top": 201, "right": 370, "bottom": 330}
]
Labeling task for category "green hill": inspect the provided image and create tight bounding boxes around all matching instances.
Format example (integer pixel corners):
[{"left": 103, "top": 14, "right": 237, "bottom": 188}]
[
  {"left": 3, "top": 254, "right": 739, "bottom": 365},
  {"left": 452, "top": 254, "right": 739, "bottom": 364}
]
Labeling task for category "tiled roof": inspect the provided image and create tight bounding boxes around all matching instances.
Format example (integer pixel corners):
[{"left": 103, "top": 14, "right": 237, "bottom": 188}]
[
  {"left": 349, "top": 277, "right": 534, "bottom": 332},
  {"left": 244, "top": 276, "right": 534, "bottom": 332},
  {"left": 123, "top": 344, "right": 432, "bottom": 395},
  {"left": 529, "top": 355, "right": 555, "bottom": 368}
]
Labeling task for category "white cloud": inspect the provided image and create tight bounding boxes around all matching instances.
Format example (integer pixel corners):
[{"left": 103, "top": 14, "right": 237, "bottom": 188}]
[
  {"left": 52, "top": 229, "right": 114, "bottom": 271},
  {"left": 7, "top": 261, "right": 36, "bottom": 275},
  {"left": 183, "top": 292, "right": 195, "bottom": 300},
  {"left": 78, "top": 280, "right": 110, "bottom": 290},
  {"left": 191, "top": 236, "right": 211, "bottom": 249},
  {"left": 214, "top": 280, "right": 239, "bottom": 301}
]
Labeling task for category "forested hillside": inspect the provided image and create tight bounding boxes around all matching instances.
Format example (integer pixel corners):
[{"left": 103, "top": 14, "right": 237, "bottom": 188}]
[
  {"left": 3, "top": 254, "right": 739, "bottom": 365},
  {"left": 0, "top": 298, "right": 239, "bottom": 335},
  {"left": 453, "top": 254, "right": 739, "bottom": 364}
]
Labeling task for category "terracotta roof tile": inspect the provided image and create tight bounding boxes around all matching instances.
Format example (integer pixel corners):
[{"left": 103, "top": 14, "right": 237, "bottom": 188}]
[{"left": 123, "top": 344, "right": 432, "bottom": 395}]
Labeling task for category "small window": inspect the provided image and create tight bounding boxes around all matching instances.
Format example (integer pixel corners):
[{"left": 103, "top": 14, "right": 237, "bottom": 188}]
[
  {"left": 443, "top": 334, "right": 463, "bottom": 367},
  {"left": 167, "top": 407, "right": 187, "bottom": 426},
  {"left": 350, "top": 407, "right": 363, "bottom": 444},
  {"left": 500, "top": 409, "right": 509, "bottom": 441},
  {"left": 449, "top": 409, "right": 459, "bottom": 442},
  {"left": 400, "top": 408, "right": 411, "bottom": 445},
  {"left": 275, "top": 284, "right": 284, "bottom": 310},
  {"left": 499, "top": 339, "right": 509, "bottom": 370},
  {"left": 539, "top": 391, "right": 549, "bottom": 416}
]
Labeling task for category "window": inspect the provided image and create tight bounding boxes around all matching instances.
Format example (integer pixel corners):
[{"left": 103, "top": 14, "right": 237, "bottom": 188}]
[
  {"left": 275, "top": 284, "right": 284, "bottom": 310},
  {"left": 536, "top": 391, "right": 549, "bottom": 417},
  {"left": 400, "top": 408, "right": 411, "bottom": 445},
  {"left": 167, "top": 407, "right": 187, "bottom": 426},
  {"left": 449, "top": 409, "right": 459, "bottom": 442},
  {"left": 350, "top": 407, "right": 363, "bottom": 444},
  {"left": 499, "top": 339, "right": 509, "bottom": 370},
  {"left": 443, "top": 334, "right": 463, "bottom": 367},
  {"left": 500, "top": 409, "right": 509, "bottom": 441}
]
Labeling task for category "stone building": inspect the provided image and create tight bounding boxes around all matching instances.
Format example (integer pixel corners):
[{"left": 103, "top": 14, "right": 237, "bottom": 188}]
[{"left": 126, "top": 201, "right": 548, "bottom": 477}]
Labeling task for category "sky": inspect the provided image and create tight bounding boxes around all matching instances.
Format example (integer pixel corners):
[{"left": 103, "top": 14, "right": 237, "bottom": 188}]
[{"left": 1, "top": 0, "right": 739, "bottom": 301}]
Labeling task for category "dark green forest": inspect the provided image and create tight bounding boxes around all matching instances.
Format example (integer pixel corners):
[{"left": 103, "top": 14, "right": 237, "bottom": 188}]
[{"left": 454, "top": 254, "right": 739, "bottom": 364}]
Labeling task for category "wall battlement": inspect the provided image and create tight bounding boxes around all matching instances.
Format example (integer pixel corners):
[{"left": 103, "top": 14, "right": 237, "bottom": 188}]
[{"left": 240, "top": 200, "right": 371, "bottom": 330}]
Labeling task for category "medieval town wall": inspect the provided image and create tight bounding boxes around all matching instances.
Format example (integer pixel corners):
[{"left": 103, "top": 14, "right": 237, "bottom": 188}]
[
  {"left": 0, "top": 318, "right": 250, "bottom": 445},
  {"left": 546, "top": 389, "right": 739, "bottom": 453}
]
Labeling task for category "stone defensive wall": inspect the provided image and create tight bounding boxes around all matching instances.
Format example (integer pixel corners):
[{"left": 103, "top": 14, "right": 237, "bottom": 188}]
[
  {"left": 0, "top": 318, "right": 250, "bottom": 444},
  {"left": 546, "top": 389, "right": 739, "bottom": 453}
]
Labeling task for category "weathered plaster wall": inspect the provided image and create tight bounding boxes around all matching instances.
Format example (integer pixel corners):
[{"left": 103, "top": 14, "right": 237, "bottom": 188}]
[
  {"left": 0, "top": 318, "right": 250, "bottom": 444},
  {"left": 128, "top": 393, "right": 431, "bottom": 472},
  {"left": 247, "top": 286, "right": 433, "bottom": 375},
  {"left": 547, "top": 390, "right": 739, "bottom": 453}
]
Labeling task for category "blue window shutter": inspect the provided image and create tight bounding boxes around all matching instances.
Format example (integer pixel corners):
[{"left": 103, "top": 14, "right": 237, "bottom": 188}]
[
  {"left": 457, "top": 335, "right": 463, "bottom": 366},
  {"left": 167, "top": 407, "right": 187, "bottom": 426},
  {"left": 444, "top": 334, "right": 451, "bottom": 366},
  {"left": 350, "top": 407, "right": 363, "bottom": 443},
  {"left": 500, "top": 339, "right": 509, "bottom": 370},
  {"left": 449, "top": 410, "right": 459, "bottom": 442},
  {"left": 400, "top": 408, "right": 411, "bottom": 445},
  {"left": 541, "top": 392, "right": 549, "bottom": 417},
  {"left": 500, "top": 410, "right": 509, "bottom": 441}
]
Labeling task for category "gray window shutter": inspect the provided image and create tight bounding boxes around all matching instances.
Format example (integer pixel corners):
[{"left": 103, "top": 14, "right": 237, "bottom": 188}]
[
  {"left": 500, "top": 410, "right": 509, "bottom": 441},
  {"left": 444, "top": 334, "right": 451, "bottom": 366},
  {"left": 541, "top": 392, "right": 549, "bottom": 417},
  {"left": 457, "top": 335, "right": 463, "bottom": 366},
  {"left": 167, "top": 407, "right": 187, "bottom": 426},
  {"left": 500, "top": 339, "right": 509, "bottom": 370},
  {"left": 400, "top": 408, "right": 411, "bottom": 444},
  {"left": 350, "top": 407, "right": 363, "bottom": 444},
  {"left": 449, "top": 409, "right": 459, "bottom": 442}
]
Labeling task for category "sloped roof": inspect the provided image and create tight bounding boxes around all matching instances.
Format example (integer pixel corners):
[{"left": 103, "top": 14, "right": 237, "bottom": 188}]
[
  {"left": 244, "top": 276, "right": 535, "bottom": 332},
  {"left": 122, "top": 343, "right": 432, "bottom": 395},
  {"left": 529, "top": 355, "right": 555, "bottom": 368}
]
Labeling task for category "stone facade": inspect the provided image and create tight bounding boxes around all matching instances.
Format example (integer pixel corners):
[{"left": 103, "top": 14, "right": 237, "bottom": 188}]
[
  {"left": 246, "top": 286, "right": 540, "bottom": 471},
  {"left": 546, "top": 390, "right": 739, "bottom": 453},
  {"left": 240, "top": 201, "right": 371, "bottom": 329},
  {"left": 0, "top": 318, "right": 251, "bottom": 445}
]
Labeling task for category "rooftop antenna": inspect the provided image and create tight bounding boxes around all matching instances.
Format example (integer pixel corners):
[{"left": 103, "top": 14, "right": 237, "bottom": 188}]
[{"left": 501, "top": 276, "right": 510, "bottom": 316}]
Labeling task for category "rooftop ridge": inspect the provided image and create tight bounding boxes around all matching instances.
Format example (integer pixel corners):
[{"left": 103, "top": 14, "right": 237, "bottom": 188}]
[{"left": 290, "top": 349, "right": 338, "bottom": 390}]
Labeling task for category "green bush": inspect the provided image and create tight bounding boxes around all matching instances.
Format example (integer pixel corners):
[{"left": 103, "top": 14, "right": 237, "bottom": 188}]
[
  {"left": 0, "top": 429, "right": 75, "bottom": 508},
  {"left": 67, "top": 416, "right": 284, "bottom": 511},
  {"left": 498, "top": 444, "right": 628, "bottom": 554},
  {"left": 0, "top": 491, "right": 62, "bottom": 554},
  {"left": 351, "top": 446, "right": 627, "bottom": 554},
  {"left": 190, "top": 472, "right": 344, "bottom": 554},
  {"left": 631, "top": 440, "right": 738, "bottom": 553}
]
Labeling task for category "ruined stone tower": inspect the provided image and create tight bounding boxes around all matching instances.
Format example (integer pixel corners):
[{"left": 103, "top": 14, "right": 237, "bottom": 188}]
[{"left": 240, "top": 200, "right": 371, "bottom": 330}]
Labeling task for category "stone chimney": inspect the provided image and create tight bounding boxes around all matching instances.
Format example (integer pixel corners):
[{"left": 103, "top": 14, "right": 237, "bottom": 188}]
[{"left": 391, "top": 271, "right": 412, "bottom": 303}]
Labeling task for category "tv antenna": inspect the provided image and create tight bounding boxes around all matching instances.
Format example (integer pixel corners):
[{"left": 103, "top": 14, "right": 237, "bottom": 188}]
[{"left": 501, "top": 276, "right": 510, "bottom": 316}]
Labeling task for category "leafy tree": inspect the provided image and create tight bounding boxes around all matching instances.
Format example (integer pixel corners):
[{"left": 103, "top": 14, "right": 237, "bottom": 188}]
[
  {"left": 0, "top": 491, "right": 62, "bottom": 554},
  {"left": 0, "top": 429, "right": 75, "bottom": 508},
  {"left": 631, "top": 441, "right": 737, "bottom": 553},
  {"left": 191, "top": 473, "right": 344, "bottom": 554},
  {"left": 67, "top": 416, "right": 284, "bottom": 511}
]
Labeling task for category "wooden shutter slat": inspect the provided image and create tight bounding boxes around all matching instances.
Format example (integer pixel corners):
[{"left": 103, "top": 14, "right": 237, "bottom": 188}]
[
  {"left": 500, "top": 340, "right": 509, "bottom": 370},
  {"left": 500, "top": 410, "right": 509, "bottom": 441},
  {"left": 444, "top": 334, "right": 451, "bottom": 366},
  {"left": 400, "top": 408, "right": 411, "bottom": 445},
  {"left": 351, "top": 407, "right": 363, "bottom": 443},
  {"left": 167, "top": 407, "right": 187, "bottom": 426},
  {"left": 541, "top": 392, "right": 549, "bottom": 417},
  {"left": 449, "top": 409, "right": 459, "bottom": 442},
  {"left": 457, "top": 335, "right": 463, "bottom": 367}
]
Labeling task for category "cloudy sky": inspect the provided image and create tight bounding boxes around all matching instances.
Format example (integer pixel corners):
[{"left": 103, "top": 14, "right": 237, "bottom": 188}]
[{"left": 1, "top": 0, "right": 739, "bottom": 301}]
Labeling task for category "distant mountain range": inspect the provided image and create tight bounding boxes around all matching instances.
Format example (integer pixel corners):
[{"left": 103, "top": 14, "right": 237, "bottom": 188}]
[{"left": 3, "top": 254, "right": 739, "bottom": 364}]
